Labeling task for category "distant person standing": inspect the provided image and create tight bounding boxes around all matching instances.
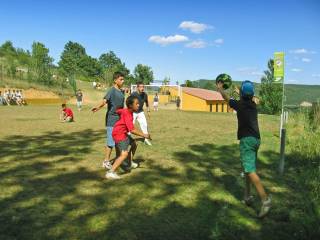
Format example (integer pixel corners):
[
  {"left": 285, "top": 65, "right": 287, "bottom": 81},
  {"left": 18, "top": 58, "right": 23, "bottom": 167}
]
[
  {"left": 153, "top": 93, "right": 159, "bottom": 111},
  {"left": 130, "top": 82, "right": 152, "bottom": 146},
  {"left": 176, "top": 96, "right": 181, "bottom": 110},
  {"left": 91, "top": 72, "right": 125, "bottom": 169},
  {"left": 76, "top": 89, "right": 83, "bottom": 111}
]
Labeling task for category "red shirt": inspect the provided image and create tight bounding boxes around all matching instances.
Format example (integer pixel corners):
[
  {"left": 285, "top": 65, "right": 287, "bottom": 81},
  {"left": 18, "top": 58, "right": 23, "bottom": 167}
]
[
  {"left": 112, "top": 109, "right": 134, "bottom": 143},
  {"left": 63, "top": 108, "right": 74, "bottom": 118}
]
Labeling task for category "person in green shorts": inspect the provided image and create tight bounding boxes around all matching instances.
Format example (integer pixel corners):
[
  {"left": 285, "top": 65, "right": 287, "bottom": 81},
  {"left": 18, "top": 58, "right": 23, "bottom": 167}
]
[{"left": 217, "top": 80, "right": 271, "bottom": 218}]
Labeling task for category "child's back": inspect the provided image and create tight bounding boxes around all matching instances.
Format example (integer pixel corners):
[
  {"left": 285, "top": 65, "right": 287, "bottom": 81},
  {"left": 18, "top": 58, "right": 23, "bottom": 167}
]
[{"left": 230, "top": 99, "right": 260, "bottom": 140}]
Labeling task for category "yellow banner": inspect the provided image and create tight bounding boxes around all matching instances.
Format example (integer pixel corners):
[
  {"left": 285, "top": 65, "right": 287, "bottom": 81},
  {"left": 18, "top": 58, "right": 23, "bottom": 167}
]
[{"left": 274, "top": 52, "right": 284, "bottom": 83}]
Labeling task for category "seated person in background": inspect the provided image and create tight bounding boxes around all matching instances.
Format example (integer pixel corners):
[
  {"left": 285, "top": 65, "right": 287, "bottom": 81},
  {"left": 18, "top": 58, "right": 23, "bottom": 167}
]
[
  {"left": 0, "top": 91, "right": 4, "bottom": 105},
  {"left": 60, "top": 104, "right": 74, "bottom": 122},
  {"left": 12, "top": 90, "right": 19, "bottom": 105},
  {"left": 4, "top": 90, "right": 11, "bottom": 105},
  {"left": 18, "top": 90, "right": 26, "bottom": 105}
]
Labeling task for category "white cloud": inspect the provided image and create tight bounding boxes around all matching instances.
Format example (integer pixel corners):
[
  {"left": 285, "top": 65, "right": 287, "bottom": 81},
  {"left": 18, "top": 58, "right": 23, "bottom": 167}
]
[
  {"left": 236, "top": 67, "right": 263, "bottom": 76},
  {"left": 312, "top": 74, "right": 320, "bottom": 78},
  {"left": 148, "top": 35, "right": 189, "bottom": 46},
  {"left": 185, "top": 40, "right": 207, "bottom": 48},
  {"left": 301, "top": 57, "right": 311, "bottom": 62},
  {"left": 287, "top": 79, "right": 298, "bottom": 83},
  {"left": 179, "top": 21, "right": 213, "bottom": 34},
  {"left": 291, "top": 68, "right": 303, "bottom": 72},
  {"left": 237, "top": 67, "right": 256, "bottom": 72},
  {"left": 214, "top": 38, "right": 224, "bottom": 45},
  {"left": 250, "top": 71, "right": 264, "bottom": 76},
  {"left": 289, "top": 48, "right": 317, "bottom": 54}
]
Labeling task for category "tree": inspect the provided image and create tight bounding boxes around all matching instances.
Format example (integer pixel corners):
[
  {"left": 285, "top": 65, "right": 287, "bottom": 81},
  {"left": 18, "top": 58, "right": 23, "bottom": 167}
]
[
  {"left": 133, "top": 64, "right": 154, "bottom": 84},
  {"left": 185, "top": 80, "right": 194, "bottom": 87},
  {"left": 58, "top": 41, "right": 87, "bottom": 77},
  {"left": 162, "top": 76, "right": 170, "bottom": 85},
  {"left": 99, "top": 51, "right": 130, "bottom": 86},
  {"left": 259, "top": 59, "right": 283, "bottom": 114},
  {"left": 80, "top": 55, "right": 102, "bottom": 78},
  {"left": 0, "top": 41, "right": 18, "bottom": 77},
  {"left": 31, "top": 42, "right": 54, "bottom": 84},
  {"left": 0, "top": 41, "right": 17, "bottom": 57}
]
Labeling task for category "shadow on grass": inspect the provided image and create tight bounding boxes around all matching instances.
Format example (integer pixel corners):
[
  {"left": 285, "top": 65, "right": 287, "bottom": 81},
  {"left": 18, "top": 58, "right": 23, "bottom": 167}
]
[{"left": 0, "top": 132, "right": 319, "bottom": 240}]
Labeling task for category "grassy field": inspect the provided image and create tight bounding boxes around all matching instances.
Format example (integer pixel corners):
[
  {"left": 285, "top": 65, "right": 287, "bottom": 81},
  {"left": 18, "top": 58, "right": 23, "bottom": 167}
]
[{"left": 0, "top": 105, "right": 319, "bottom": 240}]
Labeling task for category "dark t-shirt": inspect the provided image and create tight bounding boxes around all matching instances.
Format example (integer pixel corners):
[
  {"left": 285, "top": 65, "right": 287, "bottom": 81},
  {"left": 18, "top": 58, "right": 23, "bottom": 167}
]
[
  {"left": 153, "top": 95, "right": 159, "bottom": 102},
  {"left": 131, "top": 91, "right": 149, "bottom": 113},
  {"left": 104, "top": 87, "right": 125, "bottom": 127},
  {"left": 76, "top": 92, "right": 83, "bottom": 101},
  {"left": 229, "top": 99, "right": 260, "bottom": 140}
]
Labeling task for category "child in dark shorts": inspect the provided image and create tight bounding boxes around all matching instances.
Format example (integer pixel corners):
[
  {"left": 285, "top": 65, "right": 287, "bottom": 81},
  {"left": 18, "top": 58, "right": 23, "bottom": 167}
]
[
  {"left": 106, "top": 96, "right": 151, "bottom": 179},
  {"left": 217, "top": 80, "right": 271, "bottom": 218}
]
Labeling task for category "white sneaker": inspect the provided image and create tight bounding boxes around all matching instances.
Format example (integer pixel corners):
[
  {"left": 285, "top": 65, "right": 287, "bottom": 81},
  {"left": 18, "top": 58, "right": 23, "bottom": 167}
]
[
  {"left": 102, "top": 160, "right": 112, "bottom": 170},
  {"left": 105, "top": 170, "right": 121, "bottom": 179},
  {"left": 144, "top": 139, "right": 152, "bottom": 146},
  {"left": 258, "top": 196, "right": 272, "bottom": 218},
  {"left": 131, "top": 161, "right": 138, "bottom": 169}
]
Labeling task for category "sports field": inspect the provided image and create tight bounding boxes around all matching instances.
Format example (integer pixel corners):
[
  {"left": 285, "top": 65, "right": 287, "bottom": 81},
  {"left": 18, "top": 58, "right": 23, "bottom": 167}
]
[{"left": 0, "top": 105, "right": 316, "bottom": 239}]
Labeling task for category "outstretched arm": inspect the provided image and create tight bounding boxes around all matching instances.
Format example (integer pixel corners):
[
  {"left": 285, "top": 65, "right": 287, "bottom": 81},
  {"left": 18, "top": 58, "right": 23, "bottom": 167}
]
[{"left": 91, "top": 99, "right": 107, "bottom": 112}]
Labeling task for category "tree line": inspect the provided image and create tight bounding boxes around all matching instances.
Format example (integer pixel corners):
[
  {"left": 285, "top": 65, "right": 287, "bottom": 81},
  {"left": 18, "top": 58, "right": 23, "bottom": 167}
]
[{"left": 0, "top": 40, "right": 154, "bottom": 89}]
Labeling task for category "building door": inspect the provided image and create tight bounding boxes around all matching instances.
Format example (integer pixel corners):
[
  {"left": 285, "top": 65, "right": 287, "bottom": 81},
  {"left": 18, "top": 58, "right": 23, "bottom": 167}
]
[
  {"left": 216, "top": 104, "right": 219, "bottom": 112},
  {"left": 210, "top": 104, "right": 212, "bottom": 112}
]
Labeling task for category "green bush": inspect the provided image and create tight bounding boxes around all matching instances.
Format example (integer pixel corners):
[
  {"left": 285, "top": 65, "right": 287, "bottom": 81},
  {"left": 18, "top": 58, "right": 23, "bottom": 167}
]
[{"left": 288, "top": 113, "right": 320, "bottom": 234}]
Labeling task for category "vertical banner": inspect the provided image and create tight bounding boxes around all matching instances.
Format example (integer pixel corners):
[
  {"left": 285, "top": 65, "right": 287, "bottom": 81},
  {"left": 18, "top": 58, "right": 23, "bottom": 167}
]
[{"left": 274, "top": 52, "right": 285, "bottom": 83}]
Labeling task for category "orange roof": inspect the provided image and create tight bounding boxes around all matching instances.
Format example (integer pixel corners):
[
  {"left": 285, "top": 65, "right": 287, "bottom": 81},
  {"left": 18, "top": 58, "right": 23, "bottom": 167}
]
[{"left": 182, "top": 87, "right": 225, "bottom": 101}]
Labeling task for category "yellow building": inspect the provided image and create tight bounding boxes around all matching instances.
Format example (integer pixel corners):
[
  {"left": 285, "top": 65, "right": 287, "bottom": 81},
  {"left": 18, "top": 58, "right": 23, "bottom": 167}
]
[{"left": 168, "top": 87, "right": 230, "bottom": 112}]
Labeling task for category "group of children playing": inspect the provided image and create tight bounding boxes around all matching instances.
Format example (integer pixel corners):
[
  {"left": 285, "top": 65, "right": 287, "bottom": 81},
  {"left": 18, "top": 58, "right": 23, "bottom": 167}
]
[
  {"left": 0, "top": 89, "right": 25, "bottom": 106},
  {"left": 59, "top": 71, "right": 271, "bottom": 218},
  {"left": 91, "top": 72, "right": 152, "bottom": 179}
]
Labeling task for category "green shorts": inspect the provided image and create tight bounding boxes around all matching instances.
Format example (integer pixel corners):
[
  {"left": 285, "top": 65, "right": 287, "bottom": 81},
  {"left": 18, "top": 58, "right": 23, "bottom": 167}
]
[
  {"left": 240, "top": 137, "right": 260, "bottom": 173},
  {"left": 116, "top": 136, "right": 134, "bottom": 152}
]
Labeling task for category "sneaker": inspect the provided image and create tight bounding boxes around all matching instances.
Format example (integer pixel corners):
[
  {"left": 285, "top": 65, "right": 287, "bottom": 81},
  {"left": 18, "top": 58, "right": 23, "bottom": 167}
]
[
  {"left": 105, "top": 170, "right": 121, "bottom": 179},
  {"left": 258, "top": 196, "right": 272, "bottom": 218},
  {"left": 102, "top": 160, "right": 112, "bottom": 170},
  {"left": 242, "top": 195, "right": 254, "bottom": 206},
  {"left": 144, "top": 139, "right": 152, "bottom": 146},
  {"left": 131, "top": 161, "right": 139, "bottom": 169}
]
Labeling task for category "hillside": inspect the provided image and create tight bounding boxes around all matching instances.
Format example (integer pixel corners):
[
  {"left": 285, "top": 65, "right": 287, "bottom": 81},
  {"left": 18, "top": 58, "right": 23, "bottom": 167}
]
[{"left": 189, "top": 79, "right": 320, "bottom": 105}]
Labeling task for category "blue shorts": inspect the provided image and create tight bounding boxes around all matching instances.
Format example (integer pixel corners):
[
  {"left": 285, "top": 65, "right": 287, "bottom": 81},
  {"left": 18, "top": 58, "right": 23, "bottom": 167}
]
[{"left": 106, "top": 127, "right": 115, "bottom": 148}]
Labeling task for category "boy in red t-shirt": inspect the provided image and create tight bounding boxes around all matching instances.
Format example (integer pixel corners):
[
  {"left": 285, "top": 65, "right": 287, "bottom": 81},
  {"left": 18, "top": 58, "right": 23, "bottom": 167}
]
[
  {"left": 60, "top": 104, "right": 74, "bottom": 122},
  {"left": 106, "top": 96, "right": 151, "bottom": 179}
]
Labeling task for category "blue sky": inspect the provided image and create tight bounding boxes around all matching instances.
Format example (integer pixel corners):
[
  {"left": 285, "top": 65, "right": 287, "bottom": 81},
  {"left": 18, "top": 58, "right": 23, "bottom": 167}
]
[{"left": 0, "top": 0, "right": 319, "bottom": 85}]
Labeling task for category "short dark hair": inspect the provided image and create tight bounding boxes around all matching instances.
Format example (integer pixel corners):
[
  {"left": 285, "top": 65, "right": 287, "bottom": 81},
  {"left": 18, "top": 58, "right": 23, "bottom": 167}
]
[
  {"left": 113, "top": 71, "right": 124, "bottom": 80},
  {"left": 126, "top": 95, "right": 138, "bottom": 109},
  {"left": 61, "top": 103, "right": 66, "bottom": 108},
  {"left": 136, "top": 81, "right": 144, "bottom": 86}
]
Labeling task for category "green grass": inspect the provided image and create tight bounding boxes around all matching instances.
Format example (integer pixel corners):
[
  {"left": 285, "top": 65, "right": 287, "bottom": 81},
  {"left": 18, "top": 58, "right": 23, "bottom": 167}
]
[{"left": 0, "top": 105, "right": 319, "bottom": 239}]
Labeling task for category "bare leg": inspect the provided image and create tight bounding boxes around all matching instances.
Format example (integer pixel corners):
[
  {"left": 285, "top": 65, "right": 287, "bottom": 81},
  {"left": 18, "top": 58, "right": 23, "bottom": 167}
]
[
  {"left": 112, "top": 151, "right": 129, "bottom": 171},
  {"left": 248, "top": 172, "right": 267, "bottom": 201},
  {"left": 105, "top": 146, "right": 113, "bottom": 161}
]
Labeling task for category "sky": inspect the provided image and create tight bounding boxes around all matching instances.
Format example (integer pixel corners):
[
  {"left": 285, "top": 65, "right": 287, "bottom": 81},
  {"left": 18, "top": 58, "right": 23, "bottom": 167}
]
[{"left": 0, "top": 0, "right": 319, "bottom": 85}]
